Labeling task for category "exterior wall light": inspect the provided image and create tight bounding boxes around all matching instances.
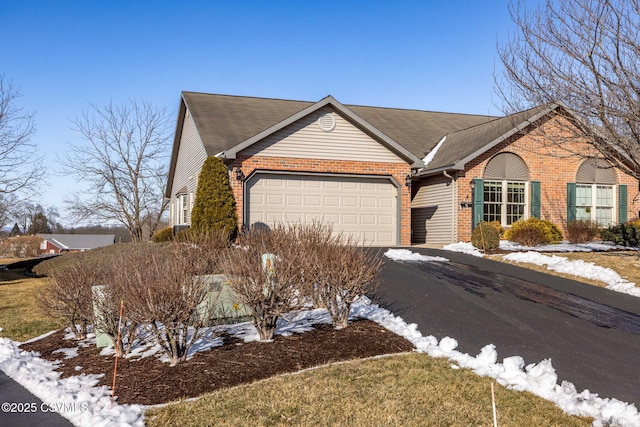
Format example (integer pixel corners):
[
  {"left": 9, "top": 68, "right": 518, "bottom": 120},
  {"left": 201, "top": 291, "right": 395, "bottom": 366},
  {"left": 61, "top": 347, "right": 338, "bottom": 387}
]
[
  {"left": 470, "top": 179, "right": 476, "bottom": 190},
  {"left": 235, "top": 168, "right": 245, "bottom": 182},
  {"left": 405, "top": 174, "right": 412, "bottom": 187}
]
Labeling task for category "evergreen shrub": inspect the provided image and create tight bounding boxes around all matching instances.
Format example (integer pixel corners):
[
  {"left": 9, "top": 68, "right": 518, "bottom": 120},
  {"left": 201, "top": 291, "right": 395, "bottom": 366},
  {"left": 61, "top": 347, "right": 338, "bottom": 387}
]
[
  {"left": 504, "top": 217, "right": 562, "bottom": 246},
  {"left": 600, "top": 222, "right": 640, "bottom": 247},
  {"left": 471, "top": 221, "right": 500, "bottom": 251},
  {"left": 191, "top": 156, "right": 238, "bottom": 238}
]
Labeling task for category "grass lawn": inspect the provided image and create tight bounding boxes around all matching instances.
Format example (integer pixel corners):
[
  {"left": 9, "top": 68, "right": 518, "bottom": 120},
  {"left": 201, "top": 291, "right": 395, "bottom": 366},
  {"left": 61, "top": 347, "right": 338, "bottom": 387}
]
[
  {"left": 145, "top": 353, "right": 592, "bottom": 427},
  {"left": 0, "top": 276, "right": 62, "bottom": 342}
]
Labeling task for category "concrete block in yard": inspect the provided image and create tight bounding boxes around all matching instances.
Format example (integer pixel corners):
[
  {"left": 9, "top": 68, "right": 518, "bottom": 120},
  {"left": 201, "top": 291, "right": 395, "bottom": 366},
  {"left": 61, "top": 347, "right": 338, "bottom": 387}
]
[
  {"left": 91, "top": 285, "right": 114, "bottom": 348},
  {"left": 196, "top": 274, "right": 252, "bottom": 326}
]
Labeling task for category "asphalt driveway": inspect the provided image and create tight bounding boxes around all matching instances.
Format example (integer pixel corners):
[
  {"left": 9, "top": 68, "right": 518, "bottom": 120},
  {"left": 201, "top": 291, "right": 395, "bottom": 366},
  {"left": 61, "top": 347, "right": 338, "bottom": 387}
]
[{"left": 376, "top": 247, "right": 640, "bottom": 406}]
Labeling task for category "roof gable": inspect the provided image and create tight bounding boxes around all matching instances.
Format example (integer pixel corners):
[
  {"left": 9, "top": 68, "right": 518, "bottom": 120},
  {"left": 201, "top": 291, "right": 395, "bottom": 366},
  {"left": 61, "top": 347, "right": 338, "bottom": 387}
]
[
  {"left": 420, "top": 103, "right": 564, "bottom": 174},
  {"left": 222, "top": 95, "right": 424, "bottom": 167}
]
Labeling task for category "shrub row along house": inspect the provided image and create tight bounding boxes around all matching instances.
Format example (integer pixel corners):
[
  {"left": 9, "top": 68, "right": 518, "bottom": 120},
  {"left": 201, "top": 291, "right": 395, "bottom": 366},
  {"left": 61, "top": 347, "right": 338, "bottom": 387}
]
[{"left": 165, "top": 92, "right": 639, "bottom": 246}]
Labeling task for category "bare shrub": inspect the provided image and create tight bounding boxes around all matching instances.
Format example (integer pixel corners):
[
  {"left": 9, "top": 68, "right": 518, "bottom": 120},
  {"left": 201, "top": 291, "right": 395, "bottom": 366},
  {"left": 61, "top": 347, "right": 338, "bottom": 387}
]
[
  {"left": 311, "top": 236, "right": 382, "bottom": 328},
  {"left": 174, "top": 228, "right": 230, "bottom": 274},
  {"left": 37, "top": 254, "right": 104, "bottom": 339},
  {"left": 113, "top": 242, "right": 216, "bottom": 366},
  {"left": 91, "top": 281, "right": 139, "bottom": 357},
  {"left": 566, "top": 220, "right": 601, "bottom": 243},
  {"left": 220, "top": 225, "right": 307, "bottom": 340}
]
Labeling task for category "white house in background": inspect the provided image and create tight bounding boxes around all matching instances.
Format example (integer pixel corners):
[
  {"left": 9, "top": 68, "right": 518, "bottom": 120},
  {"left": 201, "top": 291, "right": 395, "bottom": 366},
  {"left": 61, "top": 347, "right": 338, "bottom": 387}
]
[{"left": 37, "top": 234, "right": 116, "bottom": 255}]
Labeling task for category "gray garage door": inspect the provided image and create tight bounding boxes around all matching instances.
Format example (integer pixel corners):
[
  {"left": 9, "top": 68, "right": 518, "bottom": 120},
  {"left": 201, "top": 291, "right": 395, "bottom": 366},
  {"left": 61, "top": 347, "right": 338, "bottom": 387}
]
[{"left": 246, "top": 173, "right": 397, "bottom": 246}]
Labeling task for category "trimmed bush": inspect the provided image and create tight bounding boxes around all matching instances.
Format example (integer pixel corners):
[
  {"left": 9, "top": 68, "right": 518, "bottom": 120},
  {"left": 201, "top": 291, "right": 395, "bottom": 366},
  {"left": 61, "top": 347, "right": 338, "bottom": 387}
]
[
  {"left": 471, "top": 221, "right": 500, "bottom": 251},
  {"left": 600, "top": 222, "right": 640, "bottom": 247},
  {"left": 488, "top": 220, "right": 504, "bottom": 237},
  {"left": 190, "top": 156, "right": 237, "bottom": 237},
  {"left": 504, "top": 218, "right": 562, "bottom": 246},
  {"left": 566, "top": 219, "right": 600, "bottom": 243},
  {"left": 153, "top": 227, "right": 173, "bottom": 242}
]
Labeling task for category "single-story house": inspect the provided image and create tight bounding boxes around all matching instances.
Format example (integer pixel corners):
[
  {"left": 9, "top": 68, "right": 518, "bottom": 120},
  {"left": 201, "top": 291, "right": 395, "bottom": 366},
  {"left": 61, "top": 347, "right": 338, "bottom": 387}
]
[
  {"left": 165, "top": 92, "right": 639, "bottom": 246},
  {"left": 37, "top": 234, "right": 116, "bottom": 254}
]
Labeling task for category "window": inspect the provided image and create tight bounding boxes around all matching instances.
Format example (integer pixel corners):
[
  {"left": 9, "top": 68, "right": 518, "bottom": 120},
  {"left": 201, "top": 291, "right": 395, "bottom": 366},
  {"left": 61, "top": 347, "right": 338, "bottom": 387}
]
[
  {"left": 572, "top": 159, "right": 617, "bottom": 227},
  {"left": 177, "top": 194, "right": 189, "bottom": 225},
  {"left": 483, "top": 180, "right": 527, "bottom": 226},
  {"left": 576, "top": 184, "right": 614, "bottom": 226}
]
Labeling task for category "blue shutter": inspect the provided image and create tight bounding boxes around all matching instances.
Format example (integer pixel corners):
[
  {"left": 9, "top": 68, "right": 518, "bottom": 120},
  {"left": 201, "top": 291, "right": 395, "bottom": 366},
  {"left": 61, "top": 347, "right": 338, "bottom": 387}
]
[
  {"left": 531, "top": 181, "right": 541, "bottom": 218},
  {"left": 618, "top": 185, "right": 628, "bottom": 223},
  {"left": 567, "top": 183, "right": 576, "bottom": 223},
  {"left": 472, "top": 179, "right": 484, "bottom": 229}
]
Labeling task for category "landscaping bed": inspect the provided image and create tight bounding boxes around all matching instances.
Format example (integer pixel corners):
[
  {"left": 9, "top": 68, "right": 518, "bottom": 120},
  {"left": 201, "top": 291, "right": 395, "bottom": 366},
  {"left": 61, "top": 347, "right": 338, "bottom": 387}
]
[{"left": 20, "top": 319, "right": 414, "bottom": 405}]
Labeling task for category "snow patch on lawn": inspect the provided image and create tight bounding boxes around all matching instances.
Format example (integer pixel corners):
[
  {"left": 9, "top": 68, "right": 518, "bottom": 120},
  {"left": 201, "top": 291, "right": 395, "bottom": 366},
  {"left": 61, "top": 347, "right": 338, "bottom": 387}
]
[
  {"left": 443, "top": 242, "right": 640, "bottom": 298},
  {"left": 503, "top": 251, "right": 640, "bottom": 297},
  {"left": 384, "top": 249, "right": 449, "bottom": 262}
]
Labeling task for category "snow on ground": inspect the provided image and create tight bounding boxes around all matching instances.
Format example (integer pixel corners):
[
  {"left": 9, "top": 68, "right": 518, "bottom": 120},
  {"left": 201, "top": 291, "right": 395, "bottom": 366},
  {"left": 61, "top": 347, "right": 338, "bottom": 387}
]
[
  {"left": 0, "top": 337, "right": 145, "bottom": 426},
  {"left": 503, "top": 251, "right": 640, "bottom": 297},
  {"left": 384, "top": 248, "right": 449, "bottom": 262},
  {"left": 443, "top": 241, "right": 640, "bottom": 298},
  {"left": 1, "top": 245, "right": 639, "bottom": 426}
]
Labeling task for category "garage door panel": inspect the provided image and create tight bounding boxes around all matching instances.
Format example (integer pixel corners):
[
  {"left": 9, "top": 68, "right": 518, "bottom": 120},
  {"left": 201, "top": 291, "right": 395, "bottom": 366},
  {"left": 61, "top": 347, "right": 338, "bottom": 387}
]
[
  {"left": 266, "top": 194, "right": 283, "bottom": 205},
  {"left": 324, "top": 196, "right": 340, "bottom": 207},
  {"left": 360, "top": 214, "right": 376, "bottom": 225},
  {"left": 378, "top": 215, "right": 394, "bottom": 225},
  {"left": 247, "top": 174, "right": 397, "bottom": 245},
  {"left": 343, "top": 196, "right": 358, "bottom": 207},
  {"left": 342, "top": 214, "right": 358, "bottom": 225},
  {"left": 286, "top": 194, "right": 303, "bottom": 205},
  {"left": 361, "top": 197, "right": 376, "bottom": 208},
  {"left": 378, "top": 198, "right": 394, "bottom": 208},
  {"left": 305, "top": 195, "right": 321, "bottom": 205}
]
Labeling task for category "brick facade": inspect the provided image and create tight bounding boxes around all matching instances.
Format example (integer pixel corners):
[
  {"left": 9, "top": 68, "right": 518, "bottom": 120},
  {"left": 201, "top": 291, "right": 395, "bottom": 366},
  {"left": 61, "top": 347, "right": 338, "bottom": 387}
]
[
  {"left": 456, "top": 116, "right": 638, "bottom": 242},
  {"left": 230, "top": 154, "right": 412, "bottom": 246}
]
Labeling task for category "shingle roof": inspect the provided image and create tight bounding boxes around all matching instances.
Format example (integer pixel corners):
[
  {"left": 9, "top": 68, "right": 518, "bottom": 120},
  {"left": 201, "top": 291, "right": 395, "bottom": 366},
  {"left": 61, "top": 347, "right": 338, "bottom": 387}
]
[
  {"left": 183, "top": 92, "right": 313, "bottom": 155},
  {"left": 37, "top": 234, "right": 115, "bottom": 251},
  {"left": 180, "top": 92, "right": 497, "bottom": 160},
  {"left": 420, "top": 103, "right": 559, "bottom": 173},
  {"left": 170, "top": 93, "right": 564, "bottom": 190}
]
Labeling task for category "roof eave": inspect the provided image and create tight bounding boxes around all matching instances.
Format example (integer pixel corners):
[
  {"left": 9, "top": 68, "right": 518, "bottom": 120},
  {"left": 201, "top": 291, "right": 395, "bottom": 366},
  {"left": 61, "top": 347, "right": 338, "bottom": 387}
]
[{"left": 165, "top": 95, "right": 188, "bottom": 199}]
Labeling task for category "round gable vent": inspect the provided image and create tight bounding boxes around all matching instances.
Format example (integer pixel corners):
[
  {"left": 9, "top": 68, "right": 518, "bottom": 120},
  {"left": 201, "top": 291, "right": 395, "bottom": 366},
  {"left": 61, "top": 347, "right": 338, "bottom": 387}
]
[{"left": 318, "top": 113, "right": 336, "bottom": 132}]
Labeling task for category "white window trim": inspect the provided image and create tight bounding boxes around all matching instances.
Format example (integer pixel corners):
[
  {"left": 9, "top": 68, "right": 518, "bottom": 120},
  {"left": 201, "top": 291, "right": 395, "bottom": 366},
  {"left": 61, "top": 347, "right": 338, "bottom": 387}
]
[
  {"left": 484, "top": 180, "right": 529, "bottom": 227},
  {"left": 176, "top": 194, "right": 189, "bottom": 225},
  {"left": 576, "top": 183, "right": 616, "bottom": 226}
]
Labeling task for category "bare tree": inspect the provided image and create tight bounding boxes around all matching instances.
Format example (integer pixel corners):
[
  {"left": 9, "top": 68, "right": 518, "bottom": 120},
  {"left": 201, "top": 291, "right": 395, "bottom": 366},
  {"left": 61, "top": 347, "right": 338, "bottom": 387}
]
[
  {"left": 496, "top": 0, "right": 640, "bottom": 178},
  {"left": 0, "top": 75, "right": 43, "bottom": 196},
  {"left": 61, "top": 99, "right": 171, "bottom": 241}
]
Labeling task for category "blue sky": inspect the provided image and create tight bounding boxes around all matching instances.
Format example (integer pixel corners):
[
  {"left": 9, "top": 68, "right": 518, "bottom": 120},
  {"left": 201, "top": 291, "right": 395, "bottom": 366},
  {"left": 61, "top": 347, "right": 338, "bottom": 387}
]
[{"left": 2, "top": 1, "right": 521, "bottom": 225}]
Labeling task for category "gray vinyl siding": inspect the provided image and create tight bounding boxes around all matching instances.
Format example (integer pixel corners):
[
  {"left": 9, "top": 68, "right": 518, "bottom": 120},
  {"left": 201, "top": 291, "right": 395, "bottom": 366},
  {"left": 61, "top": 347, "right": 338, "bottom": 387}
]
[
  {"left": 241, "top": 106, "right": 405, "bottom": 163},
  {"left": 411, "top": 176, "right": 456, "bottom": 244},
  {"left": 170, "top": 110, "right": 208, "bottom": 226}
]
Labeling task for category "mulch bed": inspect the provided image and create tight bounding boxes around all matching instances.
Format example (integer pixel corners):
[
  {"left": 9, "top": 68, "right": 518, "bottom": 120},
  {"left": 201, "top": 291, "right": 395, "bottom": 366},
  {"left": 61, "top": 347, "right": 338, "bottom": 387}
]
[{"left": 20, "top": 320, "right": 414, "bottom": 405}]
